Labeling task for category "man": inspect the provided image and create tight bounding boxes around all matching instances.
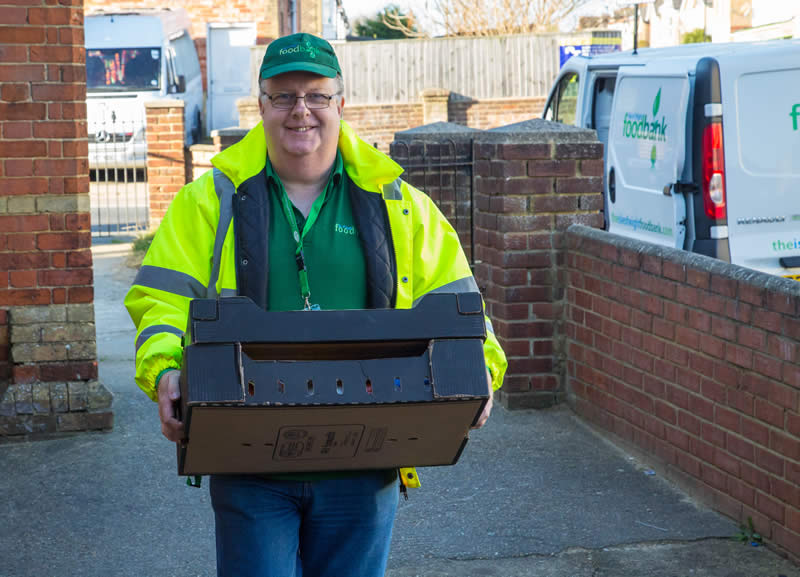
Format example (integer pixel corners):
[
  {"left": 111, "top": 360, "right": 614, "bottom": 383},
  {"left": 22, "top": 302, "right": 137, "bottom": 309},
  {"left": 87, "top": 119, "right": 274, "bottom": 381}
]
[{"left": 125, "top": 32, "right": 507, "bottom": 577}]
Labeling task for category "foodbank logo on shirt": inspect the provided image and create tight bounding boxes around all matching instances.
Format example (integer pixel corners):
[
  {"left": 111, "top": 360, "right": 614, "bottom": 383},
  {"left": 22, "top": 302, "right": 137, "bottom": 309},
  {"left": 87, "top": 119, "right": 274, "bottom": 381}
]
[
  {"left": 335, "top": 223, "right": 356, "bottom": 236},
  {"left": 621, "top": 88, "right": 668, "bottom": 167}
]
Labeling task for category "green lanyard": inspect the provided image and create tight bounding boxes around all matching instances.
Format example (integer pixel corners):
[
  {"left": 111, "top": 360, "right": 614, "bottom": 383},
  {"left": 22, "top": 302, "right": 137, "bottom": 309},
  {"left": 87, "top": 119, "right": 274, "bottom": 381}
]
[{"left": 277, "top": 187, "right": 324, "bottom": 311}]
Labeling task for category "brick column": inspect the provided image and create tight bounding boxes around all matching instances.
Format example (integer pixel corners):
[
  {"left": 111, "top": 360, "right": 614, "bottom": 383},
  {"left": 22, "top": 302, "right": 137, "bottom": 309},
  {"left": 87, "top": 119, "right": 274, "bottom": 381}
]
[
  {"left": 473, "top": 119, "right": 604, "bottom": 409},
  {"left": 188, "top": 143, "right": 215, "bottom": 183},
  {"left": 0, "top": 0, "right": 112, "bottom": 435},
  {"left": 188, "top": 129, "right": 247, "bottom": 185},
  {"left": 237, "top": 96, "right": 260, "bottom": 129},
  {"left": 390, "top": 119, "right": 603, "bottom": 410},
  {"left": 144, "top": 100, "right": 188, "bottom": 229},
  {"left": 420, "top": 88, "right": 451, "bottom": 125}
]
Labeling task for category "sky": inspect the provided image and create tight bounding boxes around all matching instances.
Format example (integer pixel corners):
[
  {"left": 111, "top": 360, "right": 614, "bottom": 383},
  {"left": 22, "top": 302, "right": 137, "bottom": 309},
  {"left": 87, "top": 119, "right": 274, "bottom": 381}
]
[
  {"left": 340, "top": 0, "right": 616, "bottom": 34},
  {"left": 341, "top": 0, "right": 797, "bottom": 34},
  {"left": 341, "top": 0, "right": 425, "bottom": 22}
]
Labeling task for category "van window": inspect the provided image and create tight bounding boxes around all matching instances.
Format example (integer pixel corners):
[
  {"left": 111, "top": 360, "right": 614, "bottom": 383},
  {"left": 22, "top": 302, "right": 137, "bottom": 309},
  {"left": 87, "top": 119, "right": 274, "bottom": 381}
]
[
  {"left": 86, "top": 48, "right": 161, "bottom": 92},
  {"left": 592, "top": 76, "right": 616, "bottom": 145},
  {"left": 544, "top": 73, "right": 580, "bottom": 125},
  {"left": 169, "top": 32, "right": 201, "bottom": 82},
  {"left": 556, "top": 73, "right": 579, "bottom": 125},
  {"left": 736, "top": 68, "right": 800, "bottom": 176}
]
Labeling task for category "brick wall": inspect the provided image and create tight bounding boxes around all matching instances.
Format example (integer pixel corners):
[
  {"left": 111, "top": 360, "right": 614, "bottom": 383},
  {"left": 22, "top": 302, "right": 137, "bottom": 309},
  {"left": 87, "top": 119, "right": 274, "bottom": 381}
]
[
  {"left": 189, "top": 143, "right": 215, "bottom": 183},
  {"left": 194, "top": 37, "right": 207, "bottom": 93},
  {"left": 236, "top": 98, "right": 425, "bottom": 154},
  {"left": 345, "top": 103, "right": 425, "bottom": 152},
  {"left": 144, "top": 100, "right": 189, "bottom": 228},
  {"left": 450, "top": 97, "right": 546, "bottom": 131},
  {"left": 348, "top": 96, "right": 544, "bottom": 151},
  {"left": 0, "top": 0, "right": 112, "bottom": 435},
  {"left": 391, "top": 119, "right": 604, "bottom": 410},
  {"left": 566, "top": 225, "right": 800, "bottom": 560},
  {"left": 237, "top": 95, "right": 542, "bottom": 153},
  {"left": 472, "top": 121, "right": 604, "bottom": 409}
]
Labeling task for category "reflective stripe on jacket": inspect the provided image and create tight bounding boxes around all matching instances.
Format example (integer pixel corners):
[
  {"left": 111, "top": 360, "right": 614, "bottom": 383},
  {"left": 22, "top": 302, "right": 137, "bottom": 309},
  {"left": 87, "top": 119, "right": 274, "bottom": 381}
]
[{"left": 124, "top": 120, "right": 507, "bottom": 402}]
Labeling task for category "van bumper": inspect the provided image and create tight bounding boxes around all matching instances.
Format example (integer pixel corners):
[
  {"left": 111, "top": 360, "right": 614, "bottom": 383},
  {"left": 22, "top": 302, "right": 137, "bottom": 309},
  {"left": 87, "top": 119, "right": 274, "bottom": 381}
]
[
  {"left": 692, "top": 238, "right": 731, "bottom": 262},
  {"left": 88, "top": 141, "right": 147, "bottom": 171}
]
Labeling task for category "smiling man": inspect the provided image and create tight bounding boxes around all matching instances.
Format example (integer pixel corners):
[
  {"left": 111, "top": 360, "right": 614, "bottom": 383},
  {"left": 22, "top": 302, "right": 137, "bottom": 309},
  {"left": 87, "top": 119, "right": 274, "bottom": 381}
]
[{"left": 125, "top": 33, "right": 506, "bottom": 577}]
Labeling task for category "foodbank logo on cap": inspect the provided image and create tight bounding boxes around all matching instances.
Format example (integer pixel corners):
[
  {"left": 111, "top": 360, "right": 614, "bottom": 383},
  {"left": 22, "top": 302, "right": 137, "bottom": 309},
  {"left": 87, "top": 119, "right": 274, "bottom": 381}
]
[{"left": 279, "top": 41, "right": 318, "bottom": 59}]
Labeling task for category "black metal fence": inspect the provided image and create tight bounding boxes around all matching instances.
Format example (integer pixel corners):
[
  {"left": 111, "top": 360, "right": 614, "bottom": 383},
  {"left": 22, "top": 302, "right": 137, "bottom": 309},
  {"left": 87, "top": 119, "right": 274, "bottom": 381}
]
[
  {"left": 88, "top": 106, "right": 149, "bottom": 236},
  {"left": 390, "top": 138, "right": 475, "bottom": 266}
]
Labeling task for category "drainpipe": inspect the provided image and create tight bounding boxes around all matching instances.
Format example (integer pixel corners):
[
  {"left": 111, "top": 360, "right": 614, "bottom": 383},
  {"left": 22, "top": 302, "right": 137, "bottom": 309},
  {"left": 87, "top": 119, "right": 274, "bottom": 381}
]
[{"left": 290, "top": 0, "right": 297, "bottom": 34}]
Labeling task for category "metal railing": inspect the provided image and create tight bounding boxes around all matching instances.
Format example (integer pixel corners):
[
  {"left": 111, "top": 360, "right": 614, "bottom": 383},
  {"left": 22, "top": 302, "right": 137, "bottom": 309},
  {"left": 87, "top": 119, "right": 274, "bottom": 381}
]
[
  {"left": 392, "top": 138, "right": 475, "bottom": 266},
  {"left": 88, "top": 106, "right": 149, "bottom": 236}
]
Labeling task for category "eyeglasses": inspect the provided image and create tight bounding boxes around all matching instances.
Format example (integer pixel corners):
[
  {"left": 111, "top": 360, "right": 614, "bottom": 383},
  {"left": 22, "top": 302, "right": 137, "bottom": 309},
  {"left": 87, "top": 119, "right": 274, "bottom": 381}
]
[{"left": 262, "top": 92, "right": 339, "bottom": 110}]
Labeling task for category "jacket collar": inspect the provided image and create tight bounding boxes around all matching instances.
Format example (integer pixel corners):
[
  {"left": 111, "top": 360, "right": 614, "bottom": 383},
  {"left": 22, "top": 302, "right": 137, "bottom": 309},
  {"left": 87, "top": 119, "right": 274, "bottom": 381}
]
[{"left": 211, "top": 120, "right": 404, "bottom": 192}]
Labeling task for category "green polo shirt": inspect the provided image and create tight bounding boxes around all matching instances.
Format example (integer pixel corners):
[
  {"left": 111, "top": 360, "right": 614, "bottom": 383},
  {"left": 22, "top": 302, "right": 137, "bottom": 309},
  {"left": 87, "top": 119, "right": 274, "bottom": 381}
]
[
  {"left": 266, "top": 151, "right": 367, "bottom": 312},
  {"left": 265, "top": 151, "right": 369, "bottom": 481}
]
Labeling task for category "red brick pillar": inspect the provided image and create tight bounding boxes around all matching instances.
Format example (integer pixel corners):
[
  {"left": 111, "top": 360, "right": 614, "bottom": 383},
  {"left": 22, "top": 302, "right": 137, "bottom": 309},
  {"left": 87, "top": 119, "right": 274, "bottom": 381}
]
[
  {"left": 0, "top": 0, "right": 112, "bottom": 435},
  {"left": 473, "top": 119, "right": 604, "bottom": 409},
  {"left": 144, "top": 100, "right": 188, "bottom": 229}
]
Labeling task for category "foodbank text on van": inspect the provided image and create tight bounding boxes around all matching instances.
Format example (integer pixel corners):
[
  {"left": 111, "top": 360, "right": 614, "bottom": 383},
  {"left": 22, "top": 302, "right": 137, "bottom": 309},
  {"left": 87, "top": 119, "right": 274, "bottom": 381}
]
[{"left": 621, "top": 112, "right": 667, "bottom": 142}]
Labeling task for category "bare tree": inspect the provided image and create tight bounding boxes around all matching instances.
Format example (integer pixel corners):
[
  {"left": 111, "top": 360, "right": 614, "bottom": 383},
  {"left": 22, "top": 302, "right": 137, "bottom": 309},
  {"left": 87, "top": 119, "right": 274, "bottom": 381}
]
[
  {"left": 383, "top": 0, "right": 593, "bottom": 37},
  {"left": 382, "top": 6, "right": 427, "bottom": 38}
]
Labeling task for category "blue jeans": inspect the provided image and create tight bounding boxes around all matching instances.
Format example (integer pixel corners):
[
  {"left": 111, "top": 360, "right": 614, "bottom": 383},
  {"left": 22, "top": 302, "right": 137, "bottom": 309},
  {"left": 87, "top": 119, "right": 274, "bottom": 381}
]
[{"left": 209, "top": 471, "right": 399, "bottom": 577}]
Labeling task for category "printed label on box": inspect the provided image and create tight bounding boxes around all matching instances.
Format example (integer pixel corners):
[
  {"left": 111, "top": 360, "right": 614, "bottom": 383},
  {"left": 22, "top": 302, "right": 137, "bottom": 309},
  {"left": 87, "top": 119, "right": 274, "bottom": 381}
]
[
  {"left": 364, "top": 427, "right": 388, "bottom": 452},
  {"left": 275, "top": 425, "right": 364, "bottom": 460}
]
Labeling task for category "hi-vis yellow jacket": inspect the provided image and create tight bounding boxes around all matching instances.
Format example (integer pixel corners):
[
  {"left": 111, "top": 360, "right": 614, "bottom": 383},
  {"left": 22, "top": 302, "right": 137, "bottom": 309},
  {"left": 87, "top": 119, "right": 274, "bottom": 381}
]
[{"left": 125, "top": 120, "right": 508, "bottom": 452}]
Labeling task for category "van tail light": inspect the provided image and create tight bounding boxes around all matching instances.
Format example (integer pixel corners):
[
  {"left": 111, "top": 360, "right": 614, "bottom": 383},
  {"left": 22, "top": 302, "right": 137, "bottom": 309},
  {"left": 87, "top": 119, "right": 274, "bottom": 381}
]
[{"left": 702, "top": 122, "right": 727, "bottom": 220}]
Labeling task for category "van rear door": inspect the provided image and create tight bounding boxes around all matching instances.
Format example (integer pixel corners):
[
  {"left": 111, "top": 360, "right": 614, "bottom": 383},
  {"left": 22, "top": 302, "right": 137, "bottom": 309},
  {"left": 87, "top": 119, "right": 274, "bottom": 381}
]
[
  {"left": 722, "top": 49, "right": 800, "bottom": 277},
  {"left": 605, "top": 66, "right": 691, "bottom": 249}
]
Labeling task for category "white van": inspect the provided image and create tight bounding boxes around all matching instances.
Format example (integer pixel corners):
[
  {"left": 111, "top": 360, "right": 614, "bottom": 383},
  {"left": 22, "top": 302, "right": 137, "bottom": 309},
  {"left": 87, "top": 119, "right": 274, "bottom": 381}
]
[
  {"left": 543, "top": 40, "right": 800, "bottom": 279},
  {"left": 85, "top": 9, "right": 203, "bottom": 171}
]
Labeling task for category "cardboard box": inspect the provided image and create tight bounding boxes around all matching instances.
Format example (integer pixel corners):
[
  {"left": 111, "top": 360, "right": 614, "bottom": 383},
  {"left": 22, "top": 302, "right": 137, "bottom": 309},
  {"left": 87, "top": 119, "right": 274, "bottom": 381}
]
[{"left": 177, "top": 293, "right": 489, "bottom": 476}]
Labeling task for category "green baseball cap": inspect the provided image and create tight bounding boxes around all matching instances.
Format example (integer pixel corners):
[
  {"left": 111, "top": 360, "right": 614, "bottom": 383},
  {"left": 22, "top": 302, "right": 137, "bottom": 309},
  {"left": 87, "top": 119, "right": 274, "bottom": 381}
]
[{"left": 260, "top": 33, "right": 341, "bottom": 79}]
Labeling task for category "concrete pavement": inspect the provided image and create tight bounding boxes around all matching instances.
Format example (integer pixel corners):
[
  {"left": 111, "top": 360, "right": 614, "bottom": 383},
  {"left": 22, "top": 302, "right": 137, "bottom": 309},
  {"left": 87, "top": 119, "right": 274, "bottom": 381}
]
[{"left": 1, "top": 240, "right": 798, "bottom": 577}]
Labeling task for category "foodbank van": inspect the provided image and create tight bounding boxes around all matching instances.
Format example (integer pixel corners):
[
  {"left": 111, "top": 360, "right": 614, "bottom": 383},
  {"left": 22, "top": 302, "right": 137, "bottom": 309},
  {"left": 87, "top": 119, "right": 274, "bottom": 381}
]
[
  {"left": 543, "top": 40, "right": 800, "bottom": 279},
  {"left": 85, "top": 9, "right": 203, "bottom": 171}
]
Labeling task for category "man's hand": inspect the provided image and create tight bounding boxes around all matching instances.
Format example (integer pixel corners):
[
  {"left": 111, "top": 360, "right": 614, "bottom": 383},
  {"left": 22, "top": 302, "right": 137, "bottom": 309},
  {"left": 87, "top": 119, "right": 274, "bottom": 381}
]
[
  {"left": 157, "top": 369, "right": 184, "bottom": 442},
  {"left": 471, "top": 368, "right": 494, "bottom": 429}
]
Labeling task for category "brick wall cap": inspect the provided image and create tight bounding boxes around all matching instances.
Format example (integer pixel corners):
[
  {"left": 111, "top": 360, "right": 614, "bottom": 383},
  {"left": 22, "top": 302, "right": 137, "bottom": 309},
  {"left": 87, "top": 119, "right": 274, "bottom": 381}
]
[
  {"left": 144, "top": 100, "right": 185, "bottom": 109},
  {"left": 451, "top": 95, "right": 543, "bottom": 104},
  {"left": 482, "top": 118, "right": 597, "bottom": 143},
  {"left": 189, "top": 143, "right": 217, "bottom": 153},
  {"left": 236, "top": 96, "right": 258, "bottom": 107},
  {"left": 395, "top": 121, "right": 482, "bottom": 139},
  {"left": 419, "top": 88, "right": 450, "bottom": 99},
  {"left": 567, "top": 224, "right": 800, "bottom": 296},
  {"left": 210, "top": 128, "right": 249, "bottom": 138}
]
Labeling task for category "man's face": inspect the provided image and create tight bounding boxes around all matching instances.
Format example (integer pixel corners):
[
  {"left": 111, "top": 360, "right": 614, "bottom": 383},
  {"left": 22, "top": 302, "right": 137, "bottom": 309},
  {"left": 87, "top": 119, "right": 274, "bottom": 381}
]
[{"left": 258, "top": 71, "right": 344, "bottom": 162}]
